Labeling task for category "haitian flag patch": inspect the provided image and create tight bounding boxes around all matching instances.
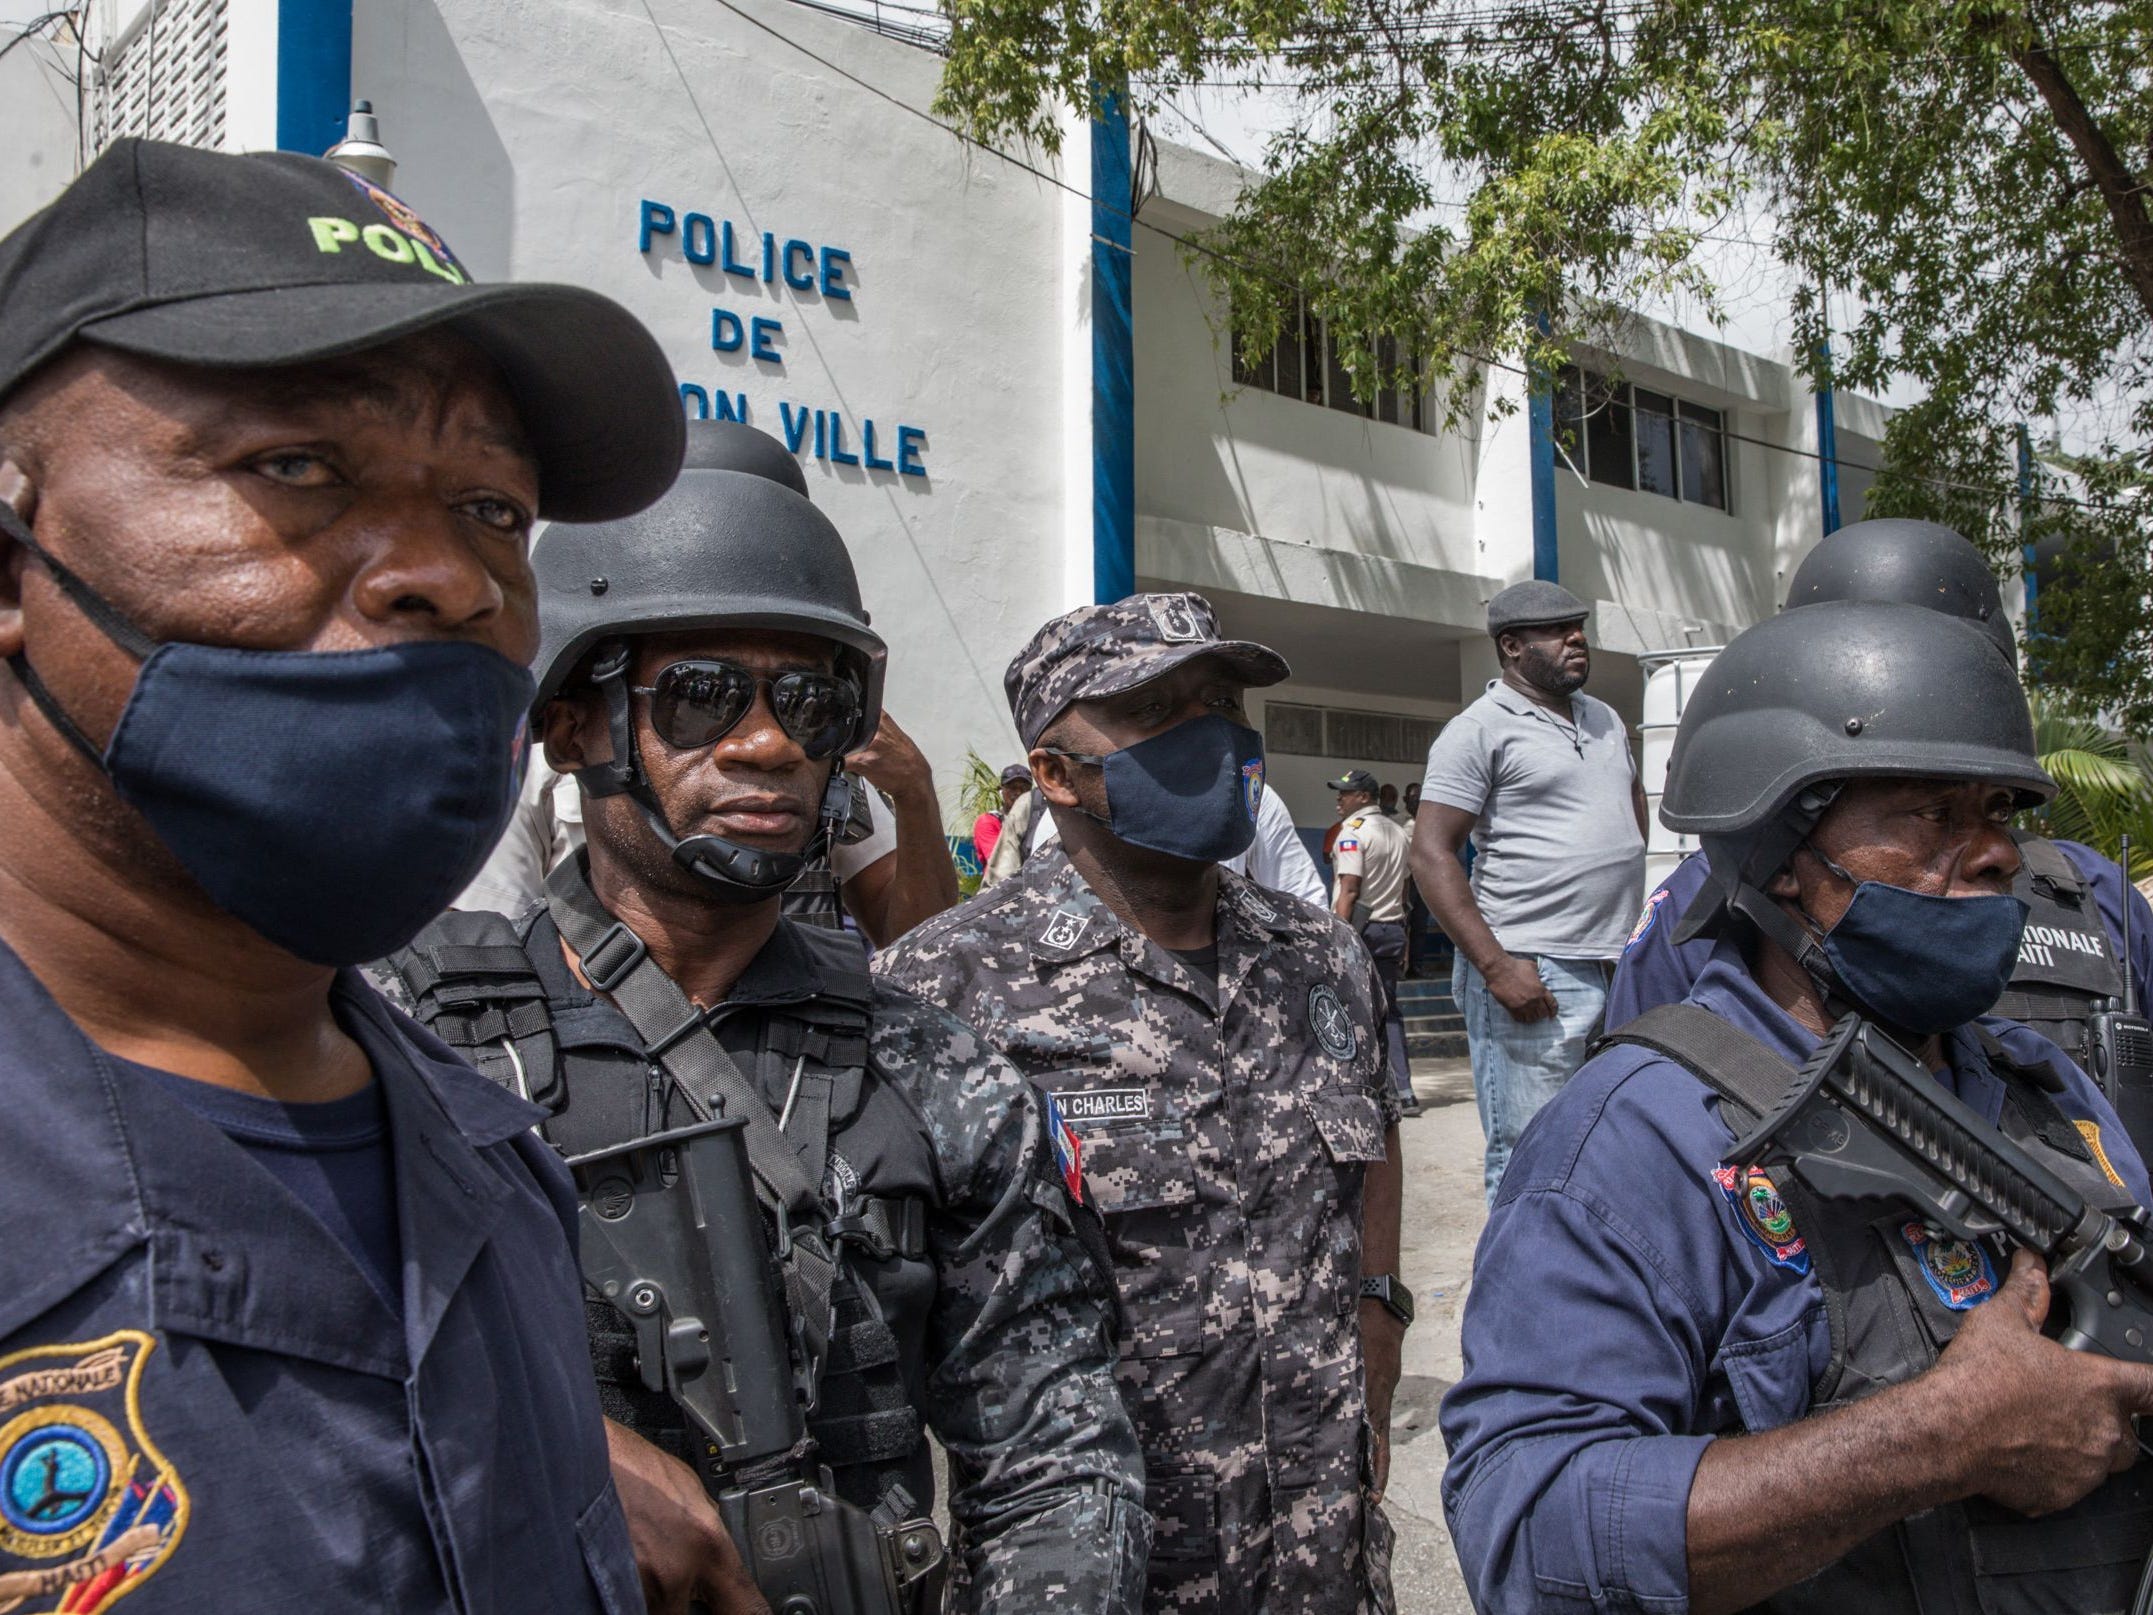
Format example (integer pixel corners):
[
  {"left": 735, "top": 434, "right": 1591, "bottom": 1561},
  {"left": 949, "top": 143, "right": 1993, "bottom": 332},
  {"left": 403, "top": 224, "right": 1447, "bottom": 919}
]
[
  {"left": 1713, "top": 1164, "right": 1809, "bottom": 1273},
  {"left": 1044, "top": 1091, "right": 1084, "bottom": 1205}
]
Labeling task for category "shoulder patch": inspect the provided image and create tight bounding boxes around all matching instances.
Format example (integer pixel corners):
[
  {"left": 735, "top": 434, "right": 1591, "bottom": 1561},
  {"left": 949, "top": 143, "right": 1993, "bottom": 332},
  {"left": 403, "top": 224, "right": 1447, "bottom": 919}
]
[
  {"left": 1039, "top": 909, "right": 1089, "bottom": 951},
  {"left": 1309, "top": 983, "right": 1359, "bottom": 1061},
  {"left": 1712, "top": 1164, "right": 1809, "bottom": 1273},
  {"left": 0, "top": 1331, "right": 187, "bottom": 1612},
  {"left": 1901, "top": 1222, "right": 1998, "bottom": 1310},
  {"left": 1626, "top": 887, "right": 1671, "bottom": 951}
]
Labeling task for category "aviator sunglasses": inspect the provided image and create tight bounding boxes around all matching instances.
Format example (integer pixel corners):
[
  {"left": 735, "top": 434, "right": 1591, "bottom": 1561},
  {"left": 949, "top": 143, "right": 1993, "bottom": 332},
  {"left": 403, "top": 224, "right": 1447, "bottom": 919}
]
[{"left": 631, "top": 659, "right": 863, "bottom": 760}]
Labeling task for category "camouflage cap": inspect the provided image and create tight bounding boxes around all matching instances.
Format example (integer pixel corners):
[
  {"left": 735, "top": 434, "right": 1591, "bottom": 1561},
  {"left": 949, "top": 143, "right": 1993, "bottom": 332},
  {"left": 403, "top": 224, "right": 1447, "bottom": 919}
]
[{"left": 1005, "top": 592, "right": 1291, "bottom": 747}]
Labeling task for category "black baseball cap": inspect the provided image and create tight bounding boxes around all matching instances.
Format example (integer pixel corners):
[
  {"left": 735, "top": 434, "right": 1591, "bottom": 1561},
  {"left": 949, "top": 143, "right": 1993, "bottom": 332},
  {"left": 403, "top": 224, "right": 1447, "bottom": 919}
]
[
  {"left": 1328, "top": 769, "right": 1381, "bottom": 795},
  {"left": 0, "top": 139, "right": 684, "bottom": 522},
  {"left": 999, "top": 763, "right": 1034, "bottom": 787}
]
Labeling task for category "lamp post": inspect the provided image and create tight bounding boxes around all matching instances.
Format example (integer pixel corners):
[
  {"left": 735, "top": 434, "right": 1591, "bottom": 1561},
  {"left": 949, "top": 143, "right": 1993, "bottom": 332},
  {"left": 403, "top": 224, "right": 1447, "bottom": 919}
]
[{"left": 324, "top": 100, "right": 397, "bottom": 190}]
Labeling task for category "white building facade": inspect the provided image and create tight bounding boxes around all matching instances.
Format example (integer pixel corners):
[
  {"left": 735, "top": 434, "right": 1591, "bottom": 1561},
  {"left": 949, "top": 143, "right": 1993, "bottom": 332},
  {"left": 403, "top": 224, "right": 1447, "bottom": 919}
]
[{"left": 2, "top": 0, "right": 1923, "bottom": 837}]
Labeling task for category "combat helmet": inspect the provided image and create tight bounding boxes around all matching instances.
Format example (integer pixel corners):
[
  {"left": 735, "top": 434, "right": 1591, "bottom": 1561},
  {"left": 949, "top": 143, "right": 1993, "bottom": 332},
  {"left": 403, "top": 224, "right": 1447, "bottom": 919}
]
[
  {"left": 531, "top": 420, "right": 886, "bottom": 902},
  {"left": 1660, "top": 600, "right": 2053, "bottom": 985},
  {"left": 1783, "top": 517, "right": 2013, "bottom": 659}
]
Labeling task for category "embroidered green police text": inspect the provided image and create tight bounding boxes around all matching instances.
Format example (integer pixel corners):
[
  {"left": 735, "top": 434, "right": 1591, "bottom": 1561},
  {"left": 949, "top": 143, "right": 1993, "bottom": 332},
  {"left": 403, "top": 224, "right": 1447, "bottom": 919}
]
[{"left": 307, "top": 217, "right": 467, "bottom": 284}]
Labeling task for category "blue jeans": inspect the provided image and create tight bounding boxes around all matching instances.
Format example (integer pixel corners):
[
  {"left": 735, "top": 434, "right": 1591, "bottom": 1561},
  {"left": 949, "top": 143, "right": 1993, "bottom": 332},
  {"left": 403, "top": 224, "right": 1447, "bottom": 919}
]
[{"left": 1453, "top": 952, "right": 1612, "bottom": 1203}]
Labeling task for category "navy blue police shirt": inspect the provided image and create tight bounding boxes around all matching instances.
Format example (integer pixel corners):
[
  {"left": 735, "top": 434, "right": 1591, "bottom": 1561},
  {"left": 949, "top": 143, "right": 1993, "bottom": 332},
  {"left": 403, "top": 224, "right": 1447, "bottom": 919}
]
[
  {"left": 1438, "top": 937, "right": 2153, "bottom": 1615},
  {"left": 0, "top": 936, "right": 641, "bottom": 1613},
  {"left": 1605, "top": 840, "right": 2153, "bottom": 1031}
]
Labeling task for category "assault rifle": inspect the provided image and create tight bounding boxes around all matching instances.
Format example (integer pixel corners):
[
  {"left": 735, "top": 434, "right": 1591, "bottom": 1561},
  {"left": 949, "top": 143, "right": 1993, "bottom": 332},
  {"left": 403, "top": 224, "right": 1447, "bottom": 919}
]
[
  {"left": 1733, "top": 1014, "right": 2153, "bottom": 1361},
  {"left": 567, "top": 1119, "right": 946, "bottom": 1615}
]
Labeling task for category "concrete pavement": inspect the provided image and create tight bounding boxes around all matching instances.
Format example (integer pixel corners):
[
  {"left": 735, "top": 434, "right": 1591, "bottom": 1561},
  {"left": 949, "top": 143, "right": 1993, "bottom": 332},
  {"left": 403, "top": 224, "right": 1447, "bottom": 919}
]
[{"left": 1384, "top": 1056, "right": 1485, "bottom": 1614}]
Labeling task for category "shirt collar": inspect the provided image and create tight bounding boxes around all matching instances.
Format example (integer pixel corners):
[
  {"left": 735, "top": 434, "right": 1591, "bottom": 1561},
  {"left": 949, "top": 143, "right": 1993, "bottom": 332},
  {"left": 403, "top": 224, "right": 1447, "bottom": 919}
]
[
  {"left": 1484, "top": 678, "right": 1581, "bottom": 725},
  {"left": 0, "top": 938, "right": 529, "bottom": 1367}
]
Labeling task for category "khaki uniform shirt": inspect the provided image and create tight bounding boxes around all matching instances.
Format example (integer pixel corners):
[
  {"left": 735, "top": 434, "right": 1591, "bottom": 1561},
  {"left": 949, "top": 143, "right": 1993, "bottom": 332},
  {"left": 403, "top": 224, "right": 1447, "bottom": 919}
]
[
  {"left": 1330, "top": 810, "right": 1410, "bottom": 925},
  {"left": 875, "top": 852, "right": 1401, "bottom": 1614}
]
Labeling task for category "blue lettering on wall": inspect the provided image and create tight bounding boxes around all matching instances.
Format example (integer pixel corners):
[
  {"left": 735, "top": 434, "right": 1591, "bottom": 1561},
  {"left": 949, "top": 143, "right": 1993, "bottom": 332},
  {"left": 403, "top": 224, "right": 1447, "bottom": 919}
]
[
  {"left": 861, "top": 420, "right": 893, "bottom": 472},
  {"left": 779, "top": 401, "right": 812, "bottom": 453},
  {"left": 720, "top": 219, "right": 755, "bottom": 278},
  {"left": 639, "top": 198, "right": 931, "bottom": 483},
  {"left": 819, "top": 246, "right": 852, "bottom": 301},
  {"left": 683, "top": 212, "right": 716, "bottom": 265},
  {"left": 639, "top": 199, "right": 675, "bottom": 252}
]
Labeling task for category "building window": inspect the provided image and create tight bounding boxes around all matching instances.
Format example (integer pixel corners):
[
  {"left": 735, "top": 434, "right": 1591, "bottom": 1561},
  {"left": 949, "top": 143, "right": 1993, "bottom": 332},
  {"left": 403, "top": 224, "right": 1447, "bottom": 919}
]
[
  {"left": 1266, "top": 701, "right": 1441, "bottom": 765},
  {"left": 1555, "top": 365, "right": 1730, "bottom": 511},
  {"left": 1232, "top": 301, "right": 1432, "bottom": 433}
]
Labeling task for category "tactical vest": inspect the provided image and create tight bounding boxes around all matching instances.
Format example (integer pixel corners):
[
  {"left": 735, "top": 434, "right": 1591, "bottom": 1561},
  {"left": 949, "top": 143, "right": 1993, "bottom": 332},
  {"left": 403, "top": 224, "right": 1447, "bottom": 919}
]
[
  {"left": 1608, "top": 1005, "right": 2153, "bottom": 1615},
  {"left": 1993, "top": 836, "right": 2129, "bottom": 1061},
  {"left": 383, "top": 907, "right": 934, "bottom": 1516}
]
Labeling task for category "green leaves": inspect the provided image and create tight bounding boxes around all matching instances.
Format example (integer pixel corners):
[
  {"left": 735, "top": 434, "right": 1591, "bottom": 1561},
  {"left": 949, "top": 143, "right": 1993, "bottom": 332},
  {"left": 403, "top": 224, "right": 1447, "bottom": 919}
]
[
  {"left": 934, "top": 0, "right": 2153, "bottom": 726},
  {"left": 2025, "top": 695, "right": 2153, "bottom": 875}
]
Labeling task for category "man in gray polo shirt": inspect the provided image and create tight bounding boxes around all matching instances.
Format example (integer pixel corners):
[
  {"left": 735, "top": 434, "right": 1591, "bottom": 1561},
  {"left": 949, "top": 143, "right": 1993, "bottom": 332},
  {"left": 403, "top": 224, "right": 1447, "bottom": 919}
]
[{"left": 1409, "top": 581, "right": 1646, "bottom": 1200}]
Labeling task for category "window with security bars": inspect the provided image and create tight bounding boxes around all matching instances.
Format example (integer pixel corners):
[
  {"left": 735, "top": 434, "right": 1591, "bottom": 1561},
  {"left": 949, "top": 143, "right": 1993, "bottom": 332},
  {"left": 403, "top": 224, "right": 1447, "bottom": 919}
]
[
  {"left": 1232, "top": 300, "right": 1433, "bottom": 434},
  {"left": 1553, "top": 364, "right": 1729, "bottom": 513},
  {"left": 94, "top": 0, "right": 229, "bottom": 152},
  {"left": 1266, "top": 701, "right": 1441, "bottom": 765}
]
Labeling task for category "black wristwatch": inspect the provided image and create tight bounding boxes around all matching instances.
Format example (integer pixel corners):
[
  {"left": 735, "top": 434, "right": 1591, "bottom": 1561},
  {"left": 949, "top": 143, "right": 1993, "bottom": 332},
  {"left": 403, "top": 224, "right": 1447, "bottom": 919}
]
[{"left": 1359, "top": 1274, "right": 1415, "bottom": 1327}]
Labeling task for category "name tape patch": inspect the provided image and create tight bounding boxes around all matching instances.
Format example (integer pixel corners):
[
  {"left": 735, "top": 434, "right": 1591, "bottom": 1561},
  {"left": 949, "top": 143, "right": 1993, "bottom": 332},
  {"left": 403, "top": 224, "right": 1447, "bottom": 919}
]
[{"left": 1052, "top": 1088, "right": 1153, "bottom": 1124}]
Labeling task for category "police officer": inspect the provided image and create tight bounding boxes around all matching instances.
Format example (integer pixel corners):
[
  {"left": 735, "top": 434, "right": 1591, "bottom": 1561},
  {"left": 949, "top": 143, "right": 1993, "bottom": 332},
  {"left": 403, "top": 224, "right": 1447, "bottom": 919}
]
[
  {"left": 877, "top": 594, "right": 1407, "bottom": 1615},
  {"left": 1328, "top": 769, "right": 1416, "bottom": 1114},
  {"left": 375, "top": 422, "right": 1148, "bottom": 1613},
  {"left": 1441, "top": 598, "right": 2153, "bottom": 1614},
  {"left": 1608, "top": 520, "right": 2153, "bottom": 1096},
  {"left": 0, "top": 140, "right": 682, "bottom": 1606}
]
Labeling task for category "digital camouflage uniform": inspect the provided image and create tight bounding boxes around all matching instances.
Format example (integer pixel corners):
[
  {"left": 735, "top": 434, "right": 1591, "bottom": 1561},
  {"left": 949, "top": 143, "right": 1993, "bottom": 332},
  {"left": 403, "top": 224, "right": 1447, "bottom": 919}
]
[
  {"left": 875, "top": 848, "right": 1401, "bottom": 1615},
  {"left": 367, "top": 911, "right": 1150, "bottom": 1613}
]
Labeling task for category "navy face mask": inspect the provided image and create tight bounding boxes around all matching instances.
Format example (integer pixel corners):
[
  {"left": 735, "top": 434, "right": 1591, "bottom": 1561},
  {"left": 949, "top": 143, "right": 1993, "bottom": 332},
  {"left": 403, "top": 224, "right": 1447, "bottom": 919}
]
[
  {"left": 1047, "top": 711, "right": 1265, "bottom": 864},
  {"left": 3, "top": 509, "right": 534, "bottom": 966},
  {"left": 1805, "top": 845, "right": 2029, "bottom": 1034}
]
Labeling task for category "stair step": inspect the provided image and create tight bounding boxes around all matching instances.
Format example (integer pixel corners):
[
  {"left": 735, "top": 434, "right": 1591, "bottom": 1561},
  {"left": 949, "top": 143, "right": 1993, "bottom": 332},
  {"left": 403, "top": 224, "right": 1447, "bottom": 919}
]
[{"left": 1406, "top": 1031, "right": 1470, "bottom": 1058}]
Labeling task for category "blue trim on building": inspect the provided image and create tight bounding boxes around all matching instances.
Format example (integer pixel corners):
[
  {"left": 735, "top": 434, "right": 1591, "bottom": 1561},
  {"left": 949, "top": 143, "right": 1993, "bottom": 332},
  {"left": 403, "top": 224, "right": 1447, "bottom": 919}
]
[
  {"left": 1813, "top": 348, "right": 1842, "bottom": 536},
  {"left": 276, "top": 0, "right": 354, "bottom": 158},
  {"left": 1525, "top": 311, "right": 1558, "bottom": 582},
  {"left": 1090, "top": 94, "right": 1135, "bottom": 605}
]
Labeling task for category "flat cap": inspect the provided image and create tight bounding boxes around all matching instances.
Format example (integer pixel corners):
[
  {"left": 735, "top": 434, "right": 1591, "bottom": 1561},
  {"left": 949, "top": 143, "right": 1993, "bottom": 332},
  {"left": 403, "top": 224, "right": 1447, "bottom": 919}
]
[
  {"left": 1327, "top": 769, "right": 1381, "bottom": 795},
  {"left": 1487, "top": 580, "right": 1590, "bottom": 636},
  {"left": 1005, "top": 592, "right": 1290, "bottom": 748}
]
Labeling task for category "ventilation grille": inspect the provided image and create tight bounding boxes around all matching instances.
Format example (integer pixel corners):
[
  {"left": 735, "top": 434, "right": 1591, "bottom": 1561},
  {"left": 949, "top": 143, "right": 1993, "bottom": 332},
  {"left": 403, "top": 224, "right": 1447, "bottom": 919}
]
[{"left": 94, "top": 0, "right": 228, "bottom": 151}]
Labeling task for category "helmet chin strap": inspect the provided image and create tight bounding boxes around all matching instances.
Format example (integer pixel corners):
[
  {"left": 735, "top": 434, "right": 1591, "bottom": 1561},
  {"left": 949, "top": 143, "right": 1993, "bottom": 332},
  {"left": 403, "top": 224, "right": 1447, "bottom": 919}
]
[{"left": 571, "top": 638, "right": 851, "bottom": 906}]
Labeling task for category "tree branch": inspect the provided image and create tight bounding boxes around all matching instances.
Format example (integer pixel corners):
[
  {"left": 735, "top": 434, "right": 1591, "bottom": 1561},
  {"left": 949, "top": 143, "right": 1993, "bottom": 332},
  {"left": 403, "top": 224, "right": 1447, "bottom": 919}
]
[{"left": 2008, "top": 35, "right": 2153, "bottom": 324}]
